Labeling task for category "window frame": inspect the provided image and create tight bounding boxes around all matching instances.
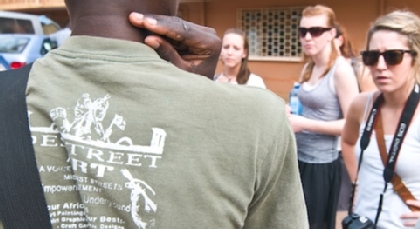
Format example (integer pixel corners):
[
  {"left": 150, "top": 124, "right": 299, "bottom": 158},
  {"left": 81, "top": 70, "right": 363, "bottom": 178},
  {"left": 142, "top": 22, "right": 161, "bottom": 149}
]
[{"left": 237, "top": 6, "right": 305, "bottom": 62}]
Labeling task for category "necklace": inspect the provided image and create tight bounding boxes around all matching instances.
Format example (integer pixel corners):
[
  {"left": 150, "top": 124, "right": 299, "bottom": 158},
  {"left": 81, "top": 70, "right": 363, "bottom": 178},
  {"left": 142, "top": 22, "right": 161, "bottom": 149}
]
[{"left": 222, "top": 74, "right": 236, "bottom": 82}]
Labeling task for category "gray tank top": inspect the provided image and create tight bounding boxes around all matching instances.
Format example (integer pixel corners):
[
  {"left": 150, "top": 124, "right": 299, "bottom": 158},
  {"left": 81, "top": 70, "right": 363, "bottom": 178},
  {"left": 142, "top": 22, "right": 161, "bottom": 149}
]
[{"left": 295, "top": 57, "right": 345, "bottom": 163}]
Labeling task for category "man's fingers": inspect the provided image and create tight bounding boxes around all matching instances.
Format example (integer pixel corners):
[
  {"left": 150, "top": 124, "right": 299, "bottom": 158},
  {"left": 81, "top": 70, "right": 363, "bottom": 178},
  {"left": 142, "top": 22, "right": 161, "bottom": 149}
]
[
  {"left": 131, "top": 14, "right": 220, "bottom": 51},
  {"left": 129, "top": 12, "right": 220, "bottom": 78},
  {"left": 144, "top": 35, "right": 185, "bottom": 68},
  {"left": 145, "top": 35, "right": 216, "bottom": 78},
  {"left": 143, "top": 35, "right": 160, "bottom": 49},
  {"left": 129, "top": 12, "right": 219, "bottom": 49},
  {"left": 128, "top": 12, "right": 147, "bottom": 28},
  {"left": 129, "top": 13, "right": 187, "bottom": 41},
  {"left": 129, "top": 12, "right": 221, "bottom": 56}
]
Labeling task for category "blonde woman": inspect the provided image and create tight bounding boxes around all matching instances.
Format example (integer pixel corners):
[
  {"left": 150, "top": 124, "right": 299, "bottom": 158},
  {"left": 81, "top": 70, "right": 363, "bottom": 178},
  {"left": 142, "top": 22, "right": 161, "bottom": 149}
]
[{"left": 342, "top": 10, "right": 420, "bottom": 228}]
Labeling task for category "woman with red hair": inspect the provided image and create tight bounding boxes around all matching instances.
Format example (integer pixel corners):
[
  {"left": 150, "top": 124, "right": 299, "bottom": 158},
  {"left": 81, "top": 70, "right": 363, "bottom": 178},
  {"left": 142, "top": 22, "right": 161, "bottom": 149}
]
[{"left": 288, "top": 5, "right": 360, "bottom": 228}]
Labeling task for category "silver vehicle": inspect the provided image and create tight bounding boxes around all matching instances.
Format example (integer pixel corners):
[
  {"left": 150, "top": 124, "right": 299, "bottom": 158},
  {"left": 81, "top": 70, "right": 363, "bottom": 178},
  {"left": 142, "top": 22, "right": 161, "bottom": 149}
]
[
  {"left": 0, "top": 11, "right": 61, "bottom": 35},
  {"left": 0, "top": 55, "right": 9, "bottom": 71},
  {"left": 0, "top": 34, "right": 57, "bottom": 69}
]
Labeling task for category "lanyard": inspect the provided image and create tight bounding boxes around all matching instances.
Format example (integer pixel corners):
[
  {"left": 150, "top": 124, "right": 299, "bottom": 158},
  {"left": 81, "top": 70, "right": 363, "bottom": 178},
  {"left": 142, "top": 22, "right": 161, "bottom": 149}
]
[{"left": 360, "top": 84, "right": 420, "bottom": 183}]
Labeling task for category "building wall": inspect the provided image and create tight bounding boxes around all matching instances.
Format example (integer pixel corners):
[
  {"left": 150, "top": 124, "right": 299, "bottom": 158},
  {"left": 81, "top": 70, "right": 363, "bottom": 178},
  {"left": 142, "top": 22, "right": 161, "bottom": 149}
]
[
  {"left": 6, "top": 0, "right": 420, "bottom": 99},
  {"left": 183, "top": 0, "right": 420, "bottom": 99}
]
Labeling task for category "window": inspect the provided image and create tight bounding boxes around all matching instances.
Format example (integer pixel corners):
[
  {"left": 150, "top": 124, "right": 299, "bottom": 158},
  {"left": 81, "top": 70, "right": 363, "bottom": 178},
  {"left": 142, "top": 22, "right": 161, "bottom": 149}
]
[
  {"left": 0, "top": 17, "right": 35, "bottom": 34},
  {"left": 0, "top": 36, "right": 30, "bottom": 53},
  {"left": 41, "top": 37, "right": 57, "bottom": 55},
  {"left": 238, "top": 7, "right": 304, "bottom": 62}
]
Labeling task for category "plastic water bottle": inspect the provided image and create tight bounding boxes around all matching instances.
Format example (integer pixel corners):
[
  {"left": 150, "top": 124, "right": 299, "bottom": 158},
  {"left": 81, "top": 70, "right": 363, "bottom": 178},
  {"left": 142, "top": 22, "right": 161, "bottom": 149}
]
[{"left": 289, "top": 82, "right": 302, "bottom": 115}]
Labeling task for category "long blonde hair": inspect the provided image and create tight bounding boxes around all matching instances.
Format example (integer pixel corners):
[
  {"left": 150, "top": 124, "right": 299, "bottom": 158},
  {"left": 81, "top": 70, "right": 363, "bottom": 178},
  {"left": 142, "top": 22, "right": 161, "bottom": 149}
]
[
  {"left": 365, "top": 10, "right": 420, "bottom": 83},
  {"left": 301, "top": 5, "right": 339, "bottom": 83}
]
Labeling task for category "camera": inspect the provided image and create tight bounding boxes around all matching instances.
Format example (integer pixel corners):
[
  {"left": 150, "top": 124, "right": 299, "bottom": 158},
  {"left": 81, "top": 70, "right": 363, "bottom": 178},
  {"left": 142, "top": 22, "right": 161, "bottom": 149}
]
[{"left": 342, "top": 213, "right": 375, "bottom": 229}]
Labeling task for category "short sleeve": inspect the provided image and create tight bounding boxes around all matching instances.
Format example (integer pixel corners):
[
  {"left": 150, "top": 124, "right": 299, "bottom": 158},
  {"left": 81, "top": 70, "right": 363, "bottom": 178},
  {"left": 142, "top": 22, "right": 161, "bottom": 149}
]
[{"left": 243, "top": 100, "right": 309, "bottom": 229}]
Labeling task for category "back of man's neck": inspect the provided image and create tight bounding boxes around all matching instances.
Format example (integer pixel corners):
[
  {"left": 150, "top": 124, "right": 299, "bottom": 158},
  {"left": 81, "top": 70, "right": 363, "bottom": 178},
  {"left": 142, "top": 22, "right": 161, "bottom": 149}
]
[{"left": 70, "top": 15, "right": 147, "bottom": 43}]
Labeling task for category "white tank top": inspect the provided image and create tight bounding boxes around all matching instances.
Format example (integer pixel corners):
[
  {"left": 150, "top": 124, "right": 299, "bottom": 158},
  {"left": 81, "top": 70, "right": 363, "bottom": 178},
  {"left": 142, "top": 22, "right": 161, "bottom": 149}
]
[{"left": 354, "top": 93, "right": 420, "bottom": 229}]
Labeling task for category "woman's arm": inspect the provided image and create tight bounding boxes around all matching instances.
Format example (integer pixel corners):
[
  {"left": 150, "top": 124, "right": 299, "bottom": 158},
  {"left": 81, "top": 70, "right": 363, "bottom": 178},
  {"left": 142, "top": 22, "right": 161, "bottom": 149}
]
[{"left": 341, "top": 93, "right": 369, "bottom": 182}]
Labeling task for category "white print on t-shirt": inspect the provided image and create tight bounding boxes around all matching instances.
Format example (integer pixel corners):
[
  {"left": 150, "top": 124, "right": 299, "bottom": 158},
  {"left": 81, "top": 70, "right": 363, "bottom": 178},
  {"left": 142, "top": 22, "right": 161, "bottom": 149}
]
[
  {"left": 29, "top": 93, "right": 168, "bottom": 228},
  {"left": 29, "top": 93, "right": 167, "bottom": 153},
  {"left": 122, "top": 169, "right": 157, "bottom": 229},
  {"left": 29, "top": 93, "right": 168, "bottom": 177}
]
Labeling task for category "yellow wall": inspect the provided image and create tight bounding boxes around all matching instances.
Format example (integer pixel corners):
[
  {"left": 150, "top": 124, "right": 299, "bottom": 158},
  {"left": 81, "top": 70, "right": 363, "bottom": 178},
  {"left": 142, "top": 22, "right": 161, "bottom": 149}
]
[
  {"left": 182, "top": 0, "right": 420, "bottom": 99},
  {"left": 12, "top": 0, "right": 420, "bottom": 99}
]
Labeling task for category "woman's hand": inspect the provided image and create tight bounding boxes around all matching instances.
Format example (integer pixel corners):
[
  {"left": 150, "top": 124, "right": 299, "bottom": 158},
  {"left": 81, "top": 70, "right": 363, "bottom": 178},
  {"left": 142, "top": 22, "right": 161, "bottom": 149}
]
[
  {"left": 288, "top": 115, "right": 309, "bottom": 133},
  {"left": 401, "top": 200, "right": 420, "bottom": 226},
  {"left": 285, "top": 103, "right": 292, "bottom": 117}
]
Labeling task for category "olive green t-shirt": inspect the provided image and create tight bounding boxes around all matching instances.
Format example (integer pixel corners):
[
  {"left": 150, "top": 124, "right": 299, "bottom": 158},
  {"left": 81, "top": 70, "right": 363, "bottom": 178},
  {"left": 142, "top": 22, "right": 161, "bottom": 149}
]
[{"left": 0, "top": 36, "right": 307, "bottom": 229}]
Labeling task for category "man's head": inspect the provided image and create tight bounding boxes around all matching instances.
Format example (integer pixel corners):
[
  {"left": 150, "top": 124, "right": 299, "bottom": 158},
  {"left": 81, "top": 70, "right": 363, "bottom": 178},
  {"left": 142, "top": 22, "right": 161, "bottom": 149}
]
[
  {"left": 65, "top": 0, "right": 179, "bottom": 17},
  {"left": 64, "top": 0, "right": 179, "bottom": 42}
]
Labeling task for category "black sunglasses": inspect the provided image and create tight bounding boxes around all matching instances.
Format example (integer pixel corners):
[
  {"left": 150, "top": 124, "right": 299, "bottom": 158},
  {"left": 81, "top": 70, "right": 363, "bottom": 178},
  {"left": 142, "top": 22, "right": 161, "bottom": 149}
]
[
  {"left": 360, "top": 49, "right": 417, "bottom": 66},
  {"left": 298, "top": 27, "right": 332, "bottom": 38}
]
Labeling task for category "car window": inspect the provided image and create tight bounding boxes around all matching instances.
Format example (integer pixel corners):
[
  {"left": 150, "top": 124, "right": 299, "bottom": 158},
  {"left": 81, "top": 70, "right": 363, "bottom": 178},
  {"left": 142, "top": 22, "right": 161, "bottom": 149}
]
[
  {"left": 42, "top": 24, "right": 59, "bottom": 35},
  {"left": 0, "top": 36, "right": 30, "bottom": 53},
  {"left": 0, "top": 17, "right": 35, "bottom": 34},
  {"left": 40, "top": 38, "right": 57, "bottom": 55},
  {"left": 38, "top": 15, "right": 60, "bottom": 35}
]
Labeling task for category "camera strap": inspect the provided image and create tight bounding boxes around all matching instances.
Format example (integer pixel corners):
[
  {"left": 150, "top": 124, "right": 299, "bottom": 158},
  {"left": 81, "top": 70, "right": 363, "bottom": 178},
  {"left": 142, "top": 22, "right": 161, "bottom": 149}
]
[
  {"left": 0, "top": 64, "right": 52, "bottom": 229},
  {"left": 356, "top": 83, "right": 420, "bottom": 226},
  {"left": 374, "top": 104, "right": 420, "bottom": 212}
]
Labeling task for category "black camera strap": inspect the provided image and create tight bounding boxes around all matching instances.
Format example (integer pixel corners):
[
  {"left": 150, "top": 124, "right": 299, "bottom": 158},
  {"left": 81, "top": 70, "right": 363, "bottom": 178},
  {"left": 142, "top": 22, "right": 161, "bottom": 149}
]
[
  {"left": 381, "top": 86, "right": 420, "bottom": 183},
  {"left": 0, "top": 64, "right": 52, "bottom": 229},
  {"left": 353, "top": 84, "right": 420, "bottom": 226}
]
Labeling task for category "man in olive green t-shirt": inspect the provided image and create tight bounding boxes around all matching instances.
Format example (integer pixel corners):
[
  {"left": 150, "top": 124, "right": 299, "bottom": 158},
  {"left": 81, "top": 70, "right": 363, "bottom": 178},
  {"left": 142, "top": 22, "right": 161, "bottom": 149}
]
[{"left": 0, "top": 0, "right": 308, "bottom": 228}]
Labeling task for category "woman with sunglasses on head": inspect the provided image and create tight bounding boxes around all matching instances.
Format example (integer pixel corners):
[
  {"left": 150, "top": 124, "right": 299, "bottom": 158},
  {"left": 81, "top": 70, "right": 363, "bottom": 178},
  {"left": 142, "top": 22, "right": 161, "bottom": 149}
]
[
  {"left": 333, "top": 22, "right": 378, "bottom": 224},
  {"left": 214, "top": 28, "right": 266, "bottom": 88},
  {"left": 334, "top": 23, "right": 377, "bottom": 93},
  {"left": 288, "top": 5, "right": 360, "bottom": 229},
  {"left": 341, "top": 10, "right": 420, "bottom": 228}
]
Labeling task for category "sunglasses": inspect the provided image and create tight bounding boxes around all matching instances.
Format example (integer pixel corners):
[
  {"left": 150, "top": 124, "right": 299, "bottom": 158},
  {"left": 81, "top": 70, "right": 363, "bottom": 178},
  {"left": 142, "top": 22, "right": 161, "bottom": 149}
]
[
  {"left": 360, "top": 49, "right": 417, "bottom": 66},
  {"left": 298, "top": 27, "right": 332, "bottom": 38}
]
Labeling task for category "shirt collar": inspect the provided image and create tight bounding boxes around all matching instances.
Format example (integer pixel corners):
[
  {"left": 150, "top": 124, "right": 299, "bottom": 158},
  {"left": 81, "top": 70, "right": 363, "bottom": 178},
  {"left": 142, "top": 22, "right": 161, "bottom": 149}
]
[{"left": 58, "top": 35, "right": 162, "bottom": 61}]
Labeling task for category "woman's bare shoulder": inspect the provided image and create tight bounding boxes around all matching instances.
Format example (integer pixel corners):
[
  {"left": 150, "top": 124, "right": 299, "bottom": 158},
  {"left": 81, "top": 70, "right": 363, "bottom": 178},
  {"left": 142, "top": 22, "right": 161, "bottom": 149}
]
[{"left": 348, "top": 91, "right": 380, "bottom": 121}]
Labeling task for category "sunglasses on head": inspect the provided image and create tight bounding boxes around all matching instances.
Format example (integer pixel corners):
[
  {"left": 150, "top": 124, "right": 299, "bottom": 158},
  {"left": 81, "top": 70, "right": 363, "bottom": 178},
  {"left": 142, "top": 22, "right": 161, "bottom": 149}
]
[
  {"left": 360, "top": 49, "right": 417, "bottom": 66},
  {"left": 298, "top": 27, "right": 332, "bottom": 38}
]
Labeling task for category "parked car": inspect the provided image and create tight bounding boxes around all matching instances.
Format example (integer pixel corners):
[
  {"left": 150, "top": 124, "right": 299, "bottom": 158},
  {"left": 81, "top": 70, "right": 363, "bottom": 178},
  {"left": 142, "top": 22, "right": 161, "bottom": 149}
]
[
  {"left": 0, "top": 34, "right": 57, "bottom": 69},
  {"left": 0, "top": 11, "right": 61, "bottom": 35},
  {"left": 0, "top": 54, "right": 9, "bottom": 71}
]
